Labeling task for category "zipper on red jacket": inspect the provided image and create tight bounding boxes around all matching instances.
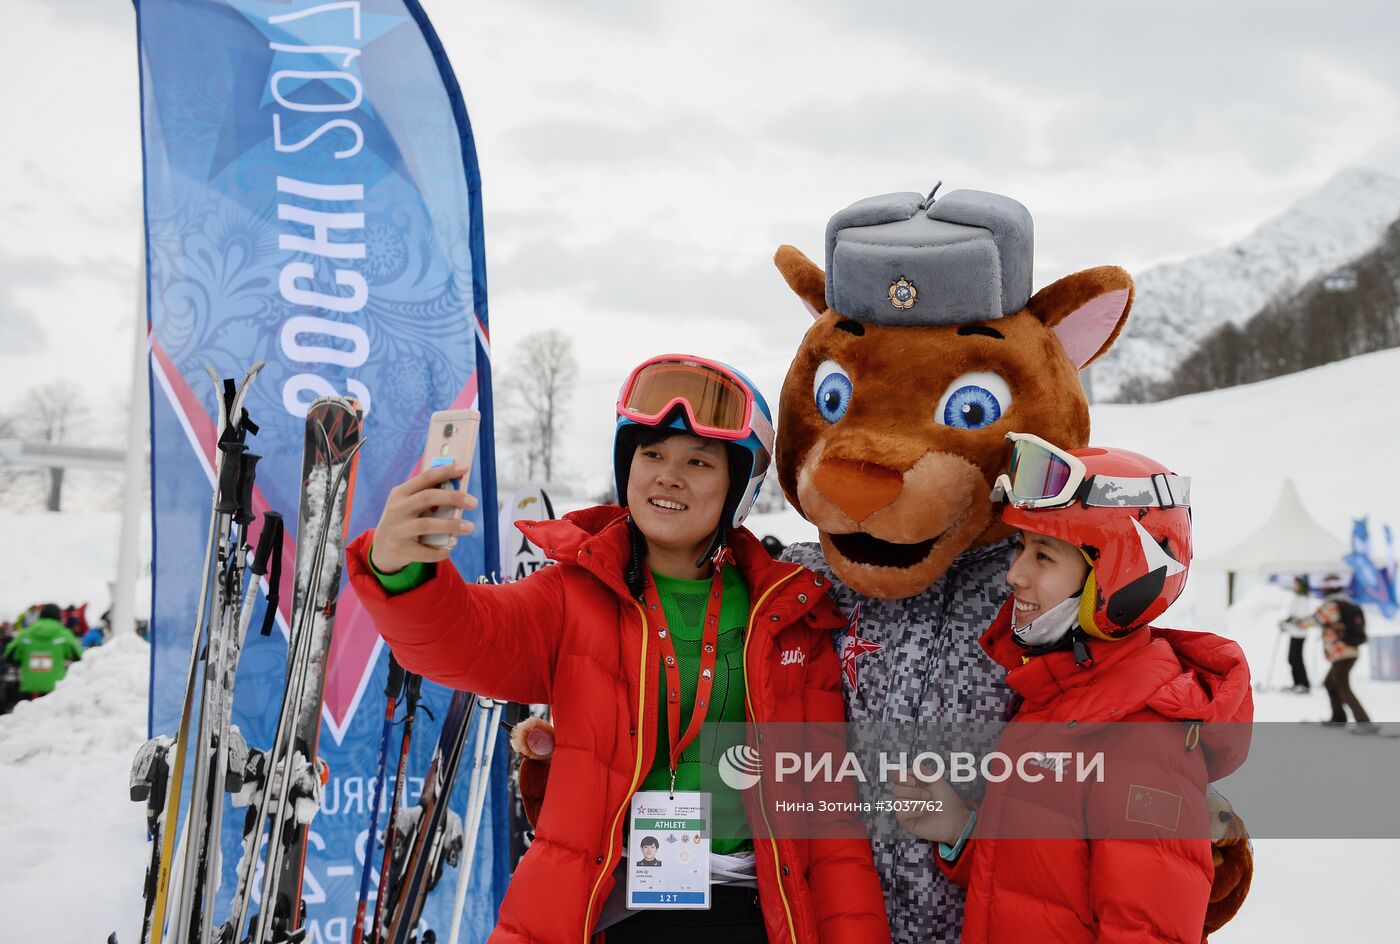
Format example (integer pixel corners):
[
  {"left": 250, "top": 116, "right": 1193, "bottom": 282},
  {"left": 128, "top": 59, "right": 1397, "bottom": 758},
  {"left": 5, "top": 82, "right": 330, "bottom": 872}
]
[
  {"left": 742, "top": 566, "right": 804, "bottom": 943},
  {"left": 582, "top": 601, "right": 652, "bottom": 943}
]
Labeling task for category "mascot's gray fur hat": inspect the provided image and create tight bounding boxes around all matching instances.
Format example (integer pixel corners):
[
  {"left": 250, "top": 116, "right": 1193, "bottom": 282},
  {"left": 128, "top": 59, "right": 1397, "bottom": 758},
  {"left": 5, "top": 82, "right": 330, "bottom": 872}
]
[{"left": 824, "top": 183, "right": 1033, "bottom": 327}]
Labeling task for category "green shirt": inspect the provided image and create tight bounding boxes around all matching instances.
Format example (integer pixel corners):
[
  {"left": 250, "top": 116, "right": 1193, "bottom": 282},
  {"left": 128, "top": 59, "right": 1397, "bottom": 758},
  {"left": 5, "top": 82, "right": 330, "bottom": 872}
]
[
  {"left": 637, "top": 567, "right": 752, "bottom": 855},
  {"left": 3, "top": 618, "right": 83, "bottom": 694}
]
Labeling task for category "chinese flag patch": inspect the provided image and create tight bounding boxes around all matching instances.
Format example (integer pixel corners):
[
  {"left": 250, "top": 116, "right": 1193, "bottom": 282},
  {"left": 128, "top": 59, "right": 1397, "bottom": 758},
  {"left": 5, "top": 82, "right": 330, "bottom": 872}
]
[{"left": 1125, "top": 784, "right": 1182, "bottom": 832}]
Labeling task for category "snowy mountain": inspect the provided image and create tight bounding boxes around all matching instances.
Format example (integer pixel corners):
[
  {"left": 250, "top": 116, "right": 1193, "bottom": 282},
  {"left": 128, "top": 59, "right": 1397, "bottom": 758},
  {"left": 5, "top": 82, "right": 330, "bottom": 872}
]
[
  {"left": 1144, "top": 215, "right": 1400, "bottom": 399},
  {"left": 1094, "top": 167, "right": 1400, "bottom": 401}
]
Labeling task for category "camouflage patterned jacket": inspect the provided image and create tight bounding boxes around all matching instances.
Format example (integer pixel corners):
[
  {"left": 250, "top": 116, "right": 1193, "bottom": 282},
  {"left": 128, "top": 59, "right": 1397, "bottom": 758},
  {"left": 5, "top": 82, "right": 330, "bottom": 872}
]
[{"left": 783, "top": 539, "right": 1015, "bottom": 944}]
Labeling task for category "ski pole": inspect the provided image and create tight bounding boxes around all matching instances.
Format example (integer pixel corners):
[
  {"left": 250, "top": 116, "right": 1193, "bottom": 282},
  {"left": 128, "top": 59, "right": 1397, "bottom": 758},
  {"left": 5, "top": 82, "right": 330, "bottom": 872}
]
[
  {"left": 353, "top": 657, "right": 407, "bottom": 944},
  {"left": 445, "top": 698, "right": 504, "bottom": 944},
  {"left": 371, "top": 671, "right": 424, "bottom": 944},
  {"left": 1259, "top": 629, "right": 1283, "bottom": 692}
]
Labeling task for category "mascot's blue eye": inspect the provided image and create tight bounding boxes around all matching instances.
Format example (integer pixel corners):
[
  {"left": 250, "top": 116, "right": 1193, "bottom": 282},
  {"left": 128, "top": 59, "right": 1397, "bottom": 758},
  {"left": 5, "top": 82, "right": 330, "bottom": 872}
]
[
  {"left": 813, "top": 359, "right": 853, "bottom": 424},
  {"left": 943, "top": 387, "right": 1001, "bottom": 428},
  {"left": 935, "top": 371, "right": 1012, "bottom": 430}
]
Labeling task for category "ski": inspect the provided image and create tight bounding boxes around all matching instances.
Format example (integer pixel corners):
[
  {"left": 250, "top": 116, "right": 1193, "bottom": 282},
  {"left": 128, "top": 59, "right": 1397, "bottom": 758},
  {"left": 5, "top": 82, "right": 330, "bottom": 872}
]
[
  {"left": 128, "top": 735, "right": 172, "bottom": 943},
  {"left": 225, "top": 396, "right": 364, "bottom": 944},
  {"left": 177, "top": 437, "right": 264, "bottom": 944},
  {"left": 381, "top": 691, "right": 480, "bottom": 944},
  {"left": 139, "top": 362, "right": 264, "bottom": 944},
  {"left": 189, "top": 509, "right": 284, "bottom": 944}
]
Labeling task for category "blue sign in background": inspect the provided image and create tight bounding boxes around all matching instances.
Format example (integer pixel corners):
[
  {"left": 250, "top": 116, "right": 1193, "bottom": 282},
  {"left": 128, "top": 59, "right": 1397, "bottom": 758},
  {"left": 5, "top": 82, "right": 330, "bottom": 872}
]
[{"left": 135, "top": 0, "right": 507, "bottom": 940}]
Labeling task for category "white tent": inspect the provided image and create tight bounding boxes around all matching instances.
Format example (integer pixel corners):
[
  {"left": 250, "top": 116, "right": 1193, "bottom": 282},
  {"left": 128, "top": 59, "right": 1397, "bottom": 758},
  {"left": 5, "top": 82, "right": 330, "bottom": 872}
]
[{"left": 1196, "top": 478, "right": 1350, "bottom": 601}]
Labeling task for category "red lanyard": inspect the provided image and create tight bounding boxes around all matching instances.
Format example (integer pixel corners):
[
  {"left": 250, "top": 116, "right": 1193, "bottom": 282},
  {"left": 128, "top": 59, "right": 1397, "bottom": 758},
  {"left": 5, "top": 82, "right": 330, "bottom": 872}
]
[{"left": 641, "top": 557, "right": 728, "bottom": 794}]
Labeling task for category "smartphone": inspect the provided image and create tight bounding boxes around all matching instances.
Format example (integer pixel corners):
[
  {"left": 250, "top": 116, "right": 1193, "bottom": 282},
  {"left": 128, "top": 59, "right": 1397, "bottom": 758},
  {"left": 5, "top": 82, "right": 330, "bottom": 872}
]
[{"left": 418, "top": 408, "right": 481, "bottom": 548}]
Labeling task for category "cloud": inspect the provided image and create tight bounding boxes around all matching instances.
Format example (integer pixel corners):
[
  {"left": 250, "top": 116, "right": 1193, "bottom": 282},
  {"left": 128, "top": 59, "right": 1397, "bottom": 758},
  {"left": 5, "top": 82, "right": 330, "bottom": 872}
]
[
  {"left": 490, "top": 228, "right": 786, "bottom": 322},
  {"left": 765, "top": 83, "right": 1038, "bottom": 173},
  {"left": 0, "top": 250, "right": 132, "bottom": 290},
  {"left": 494, "top": 0, "right": 668, "bottom": 30},
  {"left": 0, "top": 247, "right": 134, "bottom": 359},
  {"left": 790, "top": 0, "right": 1400, "bottom": 178},
  {"left": 0, "top": 287, "right": 46, "bottom": 356},
  {"left": 26, "top": 0, "right": 129, "bottom": 32},
  {"left": 503, "top": 106, "right": 751, "bottom": 169}
]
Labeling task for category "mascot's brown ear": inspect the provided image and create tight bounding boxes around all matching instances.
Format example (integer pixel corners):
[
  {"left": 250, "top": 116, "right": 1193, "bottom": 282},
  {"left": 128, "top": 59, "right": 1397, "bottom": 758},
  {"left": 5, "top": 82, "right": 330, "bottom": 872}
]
[
  {"left": 1026, "top": 265, "right": 1134, "bottom": 368},
  {"left": 774, "top": 244, "right": 827, "bottom": 319}
]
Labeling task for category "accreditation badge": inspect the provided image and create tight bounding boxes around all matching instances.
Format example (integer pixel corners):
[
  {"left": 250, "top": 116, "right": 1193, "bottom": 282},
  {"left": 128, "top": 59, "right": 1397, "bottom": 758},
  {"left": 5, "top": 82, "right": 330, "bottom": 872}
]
[{"left": 625, "top": 790, "right": 711, "bottom": 910}]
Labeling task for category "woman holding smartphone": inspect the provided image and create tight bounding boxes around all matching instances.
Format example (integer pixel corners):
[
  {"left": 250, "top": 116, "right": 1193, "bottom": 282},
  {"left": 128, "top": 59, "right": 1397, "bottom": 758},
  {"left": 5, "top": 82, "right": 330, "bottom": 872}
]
[{"left": 347, "top": 354, "right": 890, "bottom": 944}]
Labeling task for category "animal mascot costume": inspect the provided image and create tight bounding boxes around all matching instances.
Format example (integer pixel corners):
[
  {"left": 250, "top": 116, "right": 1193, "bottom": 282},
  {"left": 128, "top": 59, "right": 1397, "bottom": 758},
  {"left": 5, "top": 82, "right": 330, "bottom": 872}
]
[{"left": 770, "top": 185, "right": 1252, "bottom": 942}]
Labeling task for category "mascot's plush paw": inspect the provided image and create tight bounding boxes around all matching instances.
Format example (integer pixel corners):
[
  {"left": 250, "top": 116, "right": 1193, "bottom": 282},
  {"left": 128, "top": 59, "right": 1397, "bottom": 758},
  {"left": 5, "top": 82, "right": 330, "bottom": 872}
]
[
  {"left": 511, "top": 717, "right": 555, "bottom": 829},
  {"left": 510, "top": 716, "right": 556, "bottom": 760},
  {"left": 1203, "top": 791, "right": 1253, "bottom": 942}
]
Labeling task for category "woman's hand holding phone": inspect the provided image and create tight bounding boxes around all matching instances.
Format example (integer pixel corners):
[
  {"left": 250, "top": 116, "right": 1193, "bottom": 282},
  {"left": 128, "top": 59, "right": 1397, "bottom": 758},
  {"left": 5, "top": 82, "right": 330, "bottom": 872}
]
[{"left": 370, "top": 463, "right": 480, "bottom": 573}]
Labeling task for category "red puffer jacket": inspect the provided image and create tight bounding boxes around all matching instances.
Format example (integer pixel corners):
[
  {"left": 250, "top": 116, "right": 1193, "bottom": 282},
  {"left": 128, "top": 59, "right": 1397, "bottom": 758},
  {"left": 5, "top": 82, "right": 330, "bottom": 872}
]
[
  {"left": 939, "top": 602, "right": 1253, "bottom": 944},
  {"left": 346, "top": 505, "right": 890, "bottom": 944}
]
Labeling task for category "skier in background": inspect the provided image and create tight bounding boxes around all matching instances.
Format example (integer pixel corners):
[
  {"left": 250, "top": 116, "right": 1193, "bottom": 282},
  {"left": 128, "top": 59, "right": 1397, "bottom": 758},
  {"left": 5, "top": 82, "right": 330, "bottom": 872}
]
[
  {"left": 1314, "top": 592, "right": 1378, "bottom": 734},
  {"left": 1281, "top": 575, "right": 1313, "bottom": 693},
  {"left": 2, "top": 603, "right": 84, "bottom": 700}
]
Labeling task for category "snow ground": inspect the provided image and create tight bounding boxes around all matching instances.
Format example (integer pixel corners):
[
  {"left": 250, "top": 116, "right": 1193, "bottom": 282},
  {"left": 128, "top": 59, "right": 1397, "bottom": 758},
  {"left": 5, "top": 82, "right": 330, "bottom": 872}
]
[
  {"left": 0, "top": 634, "right": 150, "bottom": 943},
  {"left": 2, "top": 348, "right": 1399, "bottom": 941}
]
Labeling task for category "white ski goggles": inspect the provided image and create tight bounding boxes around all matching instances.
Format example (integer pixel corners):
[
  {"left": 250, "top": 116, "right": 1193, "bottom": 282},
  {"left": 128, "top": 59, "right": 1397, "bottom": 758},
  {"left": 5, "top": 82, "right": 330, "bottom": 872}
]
[{"left": 990, "top": 433, "right": 1191, "bottom": 510}]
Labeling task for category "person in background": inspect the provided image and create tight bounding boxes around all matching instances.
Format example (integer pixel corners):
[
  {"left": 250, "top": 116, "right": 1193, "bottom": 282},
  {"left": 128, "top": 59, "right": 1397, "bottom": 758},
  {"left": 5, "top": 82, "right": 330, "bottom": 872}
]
[
  {"left": 1282, "top": 575, "right": 1313, "bottom": 693},
  {"left": 61, "top": 603, "right": 89, "bottom": 639},
  {"left": 1314, "top": 592, "right": 1378, "bottom": 735},
  {"left": 2, "top": 603, "right": 84, "bottom": 699},
  {"left": 0, "top": 619, "right": 18, "bottom": 715}
]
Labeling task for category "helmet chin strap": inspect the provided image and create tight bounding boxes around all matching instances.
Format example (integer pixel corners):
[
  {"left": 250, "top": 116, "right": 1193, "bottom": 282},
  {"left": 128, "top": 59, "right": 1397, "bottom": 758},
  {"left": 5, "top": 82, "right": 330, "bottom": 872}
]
[
  {"left": 1012, "top": 593, "right": 1082, "bottom": 647},
  {"left": 696, "top": 525, "right": 732, "bottom": 571},
  {"left": 624, "top": 516, "right": 648, "bottom": 600}
]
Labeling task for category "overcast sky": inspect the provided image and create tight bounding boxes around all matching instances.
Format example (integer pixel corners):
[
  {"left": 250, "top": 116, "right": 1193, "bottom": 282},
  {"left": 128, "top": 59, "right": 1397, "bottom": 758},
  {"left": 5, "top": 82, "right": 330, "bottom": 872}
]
[{"left": 3, "top": 0, "right": 1399, "bottom": 491}]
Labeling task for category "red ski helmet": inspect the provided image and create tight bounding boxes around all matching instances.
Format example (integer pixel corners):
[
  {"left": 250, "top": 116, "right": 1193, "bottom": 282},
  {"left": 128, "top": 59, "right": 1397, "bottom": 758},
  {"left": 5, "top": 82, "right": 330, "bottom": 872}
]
[{"left": 995, "top": 435, "right": 1193, "bottom": 640}]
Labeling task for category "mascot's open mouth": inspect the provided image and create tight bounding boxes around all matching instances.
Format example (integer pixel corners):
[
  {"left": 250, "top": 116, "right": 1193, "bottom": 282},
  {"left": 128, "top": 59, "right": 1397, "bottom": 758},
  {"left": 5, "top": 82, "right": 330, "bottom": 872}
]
[{"left": 828, "top": 531, "right": 940, "bottom": 569}]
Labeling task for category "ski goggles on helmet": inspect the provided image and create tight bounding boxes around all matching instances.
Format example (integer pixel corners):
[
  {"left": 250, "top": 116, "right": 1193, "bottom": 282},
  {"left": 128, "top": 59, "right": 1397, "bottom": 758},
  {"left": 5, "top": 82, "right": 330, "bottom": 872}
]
[
  {"left": 617, "top": 355, "right": 775, "bottom": 455},
  {"left": 991, "top": 432, "right": 1191, "bottom": 510}
]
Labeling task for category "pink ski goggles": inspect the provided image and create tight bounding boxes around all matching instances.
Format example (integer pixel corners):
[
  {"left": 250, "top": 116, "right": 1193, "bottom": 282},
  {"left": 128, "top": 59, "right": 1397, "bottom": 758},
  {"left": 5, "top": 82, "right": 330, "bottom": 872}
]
[{"left": 617, "top": 355, "right": 774, "bottom": 452}]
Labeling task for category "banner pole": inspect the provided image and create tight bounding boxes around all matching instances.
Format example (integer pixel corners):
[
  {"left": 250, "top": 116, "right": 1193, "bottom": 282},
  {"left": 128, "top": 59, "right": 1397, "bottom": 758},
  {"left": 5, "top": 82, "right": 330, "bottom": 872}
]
[{"left": 113, "top": 237, "right": 149, "bottom": 637}]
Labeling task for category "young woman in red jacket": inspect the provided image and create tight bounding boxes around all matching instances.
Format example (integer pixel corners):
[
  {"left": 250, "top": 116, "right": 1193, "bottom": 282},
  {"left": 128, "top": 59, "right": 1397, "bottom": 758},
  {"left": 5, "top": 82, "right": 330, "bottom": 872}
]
[
  {"left": 892, "top": 435, "right": 1253, "bottom": 944},
  {"left": 347, "top": 354, "right": 890, "bottom": 944}
]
